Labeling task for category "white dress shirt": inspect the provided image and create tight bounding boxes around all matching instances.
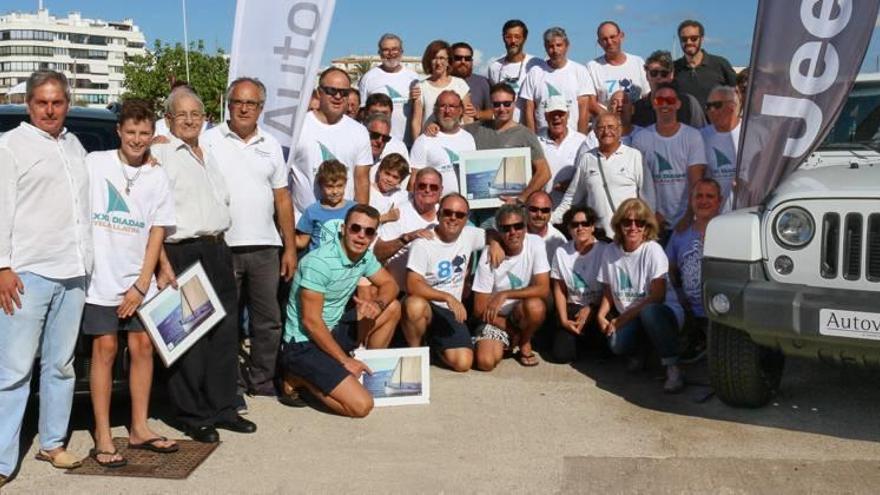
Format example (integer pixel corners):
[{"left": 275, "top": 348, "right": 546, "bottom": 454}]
[
  {"left": 0, "top": 122, "right": 92, "bottom": 278},
  {"left": 151, "top": 135, "right": 231, "bottom": 242}
]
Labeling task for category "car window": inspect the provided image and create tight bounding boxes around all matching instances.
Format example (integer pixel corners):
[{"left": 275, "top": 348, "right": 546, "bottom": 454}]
[
  {"left": 0, "top": 113, "right": 119, "bottom": 152},
  {"left": 822, "top": 81, "right": 880, "bottom": 148}
]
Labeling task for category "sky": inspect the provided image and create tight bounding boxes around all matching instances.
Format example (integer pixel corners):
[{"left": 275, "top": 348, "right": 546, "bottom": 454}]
[{"left": 6, "top": 0, "right": 880, "bottom": 73}]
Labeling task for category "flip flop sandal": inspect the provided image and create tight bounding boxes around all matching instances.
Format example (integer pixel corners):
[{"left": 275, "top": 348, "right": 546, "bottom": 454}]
[
  {"left": 128, "top": 436, "right": 180, "bottom": 454},
  {"left": 89, "top": 448, "right": 127, "bottom": 468},
  {"left": 516, "top": 351, "right": 540, "bottom": 367},
  {"left": 35, "top": 449, "right": 83, "bottom": 469}
]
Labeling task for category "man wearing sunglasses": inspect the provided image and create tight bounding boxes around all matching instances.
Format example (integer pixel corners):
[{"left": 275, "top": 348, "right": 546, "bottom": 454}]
[
  {"left": 358, "top": 33, "right": 419, "bottom": 144},
  {"left": 632, "top": 50, "right": 705, "bottom": 129},
  {"left": 450, "top": 42, "right": 493, "bottom": 122},
  {"left": 487, "top": 19, "right": 544, "bottom": 124},
  {"left": 700, "top": 85, "right": 740, "bottom": 212},
  {"left": 632, "top": 84, "right": 706, "bottom": 243},
  {"left": 409, "top": 90, "right": 476, "bottom": 194},
  {"left": 363, "top": 94, "right": 411, "bottom": 164},
  {"left": 291, "top": 67, "right": 372, "bottom": 215},
  {"left": 586, "top": 21, "right": 650, "bottom": 112},
  {"left": 673, "top": 19, "right": 737, "bottom": 110},
  {"left": 280, "top": 205, "right": 401, "bottom": 417}
]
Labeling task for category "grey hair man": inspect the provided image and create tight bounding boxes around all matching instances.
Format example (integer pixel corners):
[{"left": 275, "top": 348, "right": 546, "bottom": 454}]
[
  {"left": 700, "top": 85, "right": 741, "bottom": 210},
  {"left": 0, "top": 70, "right": 92, "bottom": 476},
  {"left": 409, "top": 90, "right": 476, "bottom": 193},
  {"left": 358, "top": 33, "right": 420, "bottom": 144}
]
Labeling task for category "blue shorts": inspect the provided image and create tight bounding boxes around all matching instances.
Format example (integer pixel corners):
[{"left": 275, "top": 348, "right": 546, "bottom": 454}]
[
  {"left": 81, "top": 303, "right": 145, "bottom": 335},
  {"left": 280, "top": 308, "right": 360, "bottom": 395},
  {"left": 426, "top": 302, "right": 473, "bottom": 351}
]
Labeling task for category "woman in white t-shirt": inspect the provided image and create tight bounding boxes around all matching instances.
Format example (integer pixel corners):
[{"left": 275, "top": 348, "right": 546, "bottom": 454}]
[
  {"left": 595, "top": 198, "right": 685, "bottom": 393},
  {"left": 550, "top": 206, "right": 609, "bottom": 363},
  {"left": 83, "top": 101, "right": 178, "bottom": 467},
  {"left": 410, "top": 39, "right": 473, "bottom": 138}
]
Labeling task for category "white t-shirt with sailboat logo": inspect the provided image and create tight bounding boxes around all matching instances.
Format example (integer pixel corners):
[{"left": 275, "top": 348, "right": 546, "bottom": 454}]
[
  {"left": 586, "top": 52, "right": 650, "bottom": 107},
  {"left": 701, "top": 122, "right": 740, "bottom": 212},
  {"left": 520, "top": 59, "right": 595, "bottom": 131},
  {"left": 596, "top": 240, "right": 684, "bottom": 327},
  {"left": 406, "top": 226, "right": 486, "bottom": 309},
  {"left": 487, "top": 54, "right": 545, "bottom": 123},
  {"left": 471, "top": 233, "right": 550, "bottom": 316},
  {"left": 551, "top": 240, "right": 609, "bottom": 306},
  {"left": 632, "top": 124, "right": 706, "bottom": 226},
  {"left": 358, "top": 66, "right": 420, "bottom": 143},
  {"left": 85, "top": 150, "right": 176, "bottom": 306},
  {"left": 291, "top": 111, "right": 372, "bottom": 214},
  {"left": 409, "top": 128, "right": 476, "bottom": 194}
]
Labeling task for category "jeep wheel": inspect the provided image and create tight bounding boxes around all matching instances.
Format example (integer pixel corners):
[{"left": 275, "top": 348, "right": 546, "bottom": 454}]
[{"left": 708, "top": 322, "right": 784, "bottom": 408}]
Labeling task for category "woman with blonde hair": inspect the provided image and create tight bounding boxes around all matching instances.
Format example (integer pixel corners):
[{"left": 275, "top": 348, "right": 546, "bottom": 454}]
[{"left": 595, "top": 198, "right": 685, "bottom": 393}]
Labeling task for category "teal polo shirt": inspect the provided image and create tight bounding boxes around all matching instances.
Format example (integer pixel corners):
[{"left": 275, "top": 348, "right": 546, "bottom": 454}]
[{"left": 283, "top": 219, "right": 381, "bottom": 344}]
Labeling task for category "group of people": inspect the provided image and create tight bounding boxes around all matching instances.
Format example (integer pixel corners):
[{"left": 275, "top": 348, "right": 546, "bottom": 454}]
[{"left": 0, "top": 16, "right": 740, "bottom": 485}]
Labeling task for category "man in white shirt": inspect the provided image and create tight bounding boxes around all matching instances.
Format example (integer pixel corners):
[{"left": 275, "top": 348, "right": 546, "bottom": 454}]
[
  {"left": 553, "top": 112, "right": 656, "bottom": 237},
  {"left": 586, "top": 21, "right": 650, "bottom": 112},
  {"left": 153, "top": 87, "right": 256, "bottom": 443},
  {"left": 0, "top": 70, "right": 92, "bottom": 476},
  {"left": 363, "top": 93, "right": 410, "bottom": 164},
  {"left": 291, "top": 67, "right": 372, "bottom": 214},
  {"left": 525, "top": 191, "right": 567, "bottom": 263},
  {"left": 521, "top": 26, "right": 594, "bottom": 134},
  {"left": 537, "top": 96, "right": 588, "bottom": 207},
  {"left": 409, "top": 90, "right": 476, "bottom": 193},
  {"left": 487, "top": 19, "right": 545, "bottom": 123},
  {"left": 202, "top": 77, "right": 297, "bottom": 400},
  {"left": 358, "top": 33, "right": 419, "bottom": 144},
  {"left": 701, "top": 85, "right": 741, "bottom": 212}
]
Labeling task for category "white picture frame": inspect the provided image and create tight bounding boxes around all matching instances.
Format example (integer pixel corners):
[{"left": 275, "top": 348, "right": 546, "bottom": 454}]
[
  {"left": 137, "top": 261, "right": 227, "bottom": 367},
  {"left": 353, "top": 347, "right": 430, "bottom": 407},
  {"left": 458, "top": 147, "right": 532, "bottom": 209}
]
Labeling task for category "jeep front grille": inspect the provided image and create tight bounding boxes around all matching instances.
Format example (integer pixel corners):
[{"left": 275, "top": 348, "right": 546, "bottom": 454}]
[
  {"left": 843, "top": 213, "right": 863, "bottom": 280},
  {"left": 868, "top": 214, "right": 880, "bottom": 282},
  {"left": 820, "top": 213, "right": 839, "bottom": 279}
]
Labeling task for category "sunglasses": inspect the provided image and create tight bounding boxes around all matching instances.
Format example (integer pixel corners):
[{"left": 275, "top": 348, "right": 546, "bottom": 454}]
[
  {"left": 369, "top": 130, "right": 392, "bottom": 143},
  {"left": 492, "top": 100, "right": 514, "bottom": 108},
  {"left": 679, "top": 35, "right": 701, "bottom": 43},
  {"left": 569, "top": 221, "right": 593, "bottom": 229},
  {"left": 320, "top": 86, "right": 352, "bottom": 98},
  {"left": 705, "top": 100, "right": 730, "bottom": 111},
  {"left": 499, "top": 222, "right": 525, "bottom": 233},
  {"left": 621, "top": 218, "right": 647, "bottom": 228},
  {"left": 452, "top": 55, "right": 473, "bottom": 62},
  {"left": 417, "top": 183, "right": 441, "bottom": 192},
  {"left": 348, "top": 223, "right": 377, "bottom": 237},
  {"left": 648, "top": 69, "right": 671, "bottom": 78},
  {"left": 441, "top": 208, "right": 468, "bottom": 219},
  {"left": 528, "top": 206, "right": 551, "bottom": 214},
  {"left": 653, "top": 95, "right": 678, "bottom": 106}
]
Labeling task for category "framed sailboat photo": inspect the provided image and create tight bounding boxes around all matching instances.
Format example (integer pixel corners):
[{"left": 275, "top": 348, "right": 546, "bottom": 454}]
[
  {"left": 353, "top": 347, "right": 430, "bottom": 407},
  {"left": 138, "top": 262, "right": 227, "bottom": 367},
  {"left": 459, "top": 147, "right": 532, "bottom": 209}
]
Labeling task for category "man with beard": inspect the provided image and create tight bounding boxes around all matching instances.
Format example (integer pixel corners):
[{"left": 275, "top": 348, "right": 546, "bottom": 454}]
[
  {"left": 450, "top": 42, "right": 493, "bottom": 121},
  {"left": 409, "top": 90, "right": 476, "bottom": 193},
  {"left": 632, "top": 50, "right": 706, "bottom": 129},
  {"left": 358, "top": 33, "right": 419, "bottom": 144},
  {"left": 487, "top": 19, "right": 545, "bottom": 123},
  {"left": 673, "top": 20, "right": 737, "bottom": 109}
]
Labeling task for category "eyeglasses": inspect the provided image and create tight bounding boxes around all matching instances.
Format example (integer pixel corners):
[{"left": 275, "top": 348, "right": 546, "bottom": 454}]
[
  {"left": 230, "top": 99, "right": 262, "bottom": 109},
  {"left": 441, "top": 208, "right": 468, "bottom": 219},
  {"left": 653, "top": 95, "right": 678, "bottom": 106},
  {"left": 417, "top": 183, "right": 441, "bottom": 192},
  {"left": 679, "top": 35, "right": 701, "bottom": 43},
  {"left": 569, "top": 221, "right": 593, "bottom": 229},
  {"left": 705, "top": 100, "right": 731, "bottom": 111},
  {"left": 171, "top": 111, "right": 204, "bottom": 121},
  {"left": 499, "top": 222, "right": 525, "bottom": 233},
  {"left": 596, "top": 124, "right": 620, "bottom": 132},
  {"left": 369, "top": 130, "right": 392, "bottom": 143},
  {"left": 452, "top": 55, "right": 473, "bottom": 62},
  {"left": 647, "top": 69, "right": 671, "bottom": 78},
  {"left": 528, "top": 206, "right": 551, "bottom": 214},
  {"left": 348, "top": 223, "right": 377, "bottom": 237},
  {"left": 319, "top": 86, "right": 352, "bottom": 98},
  {"left": 492, "top": 100, "right": 514, "bottom": 108},
  {"left": 621, "top": 218, "right": 647, "bottom": 228}
]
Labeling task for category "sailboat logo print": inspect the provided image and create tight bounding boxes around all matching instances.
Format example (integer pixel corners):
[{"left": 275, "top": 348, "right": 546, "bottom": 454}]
[
  {"left": 106, "top": 180, "right": 130, "bottom": 214},
  {"left": 507, "top": 273, "right": 524, "bottom": 289},
  {"left": 616, "top": 267, "right": 633, "bottom": 290}
]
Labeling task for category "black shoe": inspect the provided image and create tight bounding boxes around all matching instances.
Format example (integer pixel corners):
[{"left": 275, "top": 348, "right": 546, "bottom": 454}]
[
  {"left": 188, "top": 425, "right": 219, "bottom": 443},
  {"left": 215, "top": 415, "right": 257, "bottom": 434}
]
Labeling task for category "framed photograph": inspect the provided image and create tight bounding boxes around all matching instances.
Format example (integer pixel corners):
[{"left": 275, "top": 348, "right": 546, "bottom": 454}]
[
  {"left": 138, "top": 262, "right": 227, "bottom": 367},
  {"left": 353, "top": 347, "right": 430, "bottom": 407},
  {"left": 459, "top": 147, "right": 532, "bottom": 209}
]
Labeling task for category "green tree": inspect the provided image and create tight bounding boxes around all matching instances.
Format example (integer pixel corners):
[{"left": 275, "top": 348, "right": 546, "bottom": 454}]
[
  {"left": 351, "top": 60, "right": 373, "bottom": 84},
  {"left": 122, "top": 40, "right": 229, "bottom": 122}
]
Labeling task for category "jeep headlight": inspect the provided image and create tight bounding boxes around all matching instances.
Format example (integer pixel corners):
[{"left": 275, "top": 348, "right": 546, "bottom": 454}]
[{"left": 773, "top": 207, "right": 814, "bottom": 248}]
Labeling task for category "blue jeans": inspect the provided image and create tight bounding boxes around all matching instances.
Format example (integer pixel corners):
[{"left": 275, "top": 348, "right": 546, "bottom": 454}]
[
  {"left": 608, "top": 303, "right": 680, "bottom": 366},
  {"left": 0, "top": 272, "right": 85, "bottom": 476}
]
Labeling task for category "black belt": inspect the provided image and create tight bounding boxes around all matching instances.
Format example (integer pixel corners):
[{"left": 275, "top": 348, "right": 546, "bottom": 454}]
[{"left": 171, "top": 233, "right": 225, "bottom": 245}]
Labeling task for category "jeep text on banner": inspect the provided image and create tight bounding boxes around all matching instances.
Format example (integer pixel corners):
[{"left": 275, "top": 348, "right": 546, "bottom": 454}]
[{"left": 734, "top": 0, "right": 879, "bottom": 209}]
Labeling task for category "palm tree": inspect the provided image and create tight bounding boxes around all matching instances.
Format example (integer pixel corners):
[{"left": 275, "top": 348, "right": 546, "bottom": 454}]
[{"left": 351, "top": 60, "right": 374, "bottom": 84}]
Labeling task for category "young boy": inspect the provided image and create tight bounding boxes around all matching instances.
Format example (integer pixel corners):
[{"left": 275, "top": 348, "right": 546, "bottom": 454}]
[
  {"left": 296, "top": 159, "right": 356, "bottom": 251},
  {"left": 369, "top": 153, "right": 410, "bottom": 224}
]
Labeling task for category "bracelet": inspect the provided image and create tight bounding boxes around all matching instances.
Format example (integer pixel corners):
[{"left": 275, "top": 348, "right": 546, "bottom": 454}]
[{"left": 132, "top": 284, "right": 147, "bottom": 297}]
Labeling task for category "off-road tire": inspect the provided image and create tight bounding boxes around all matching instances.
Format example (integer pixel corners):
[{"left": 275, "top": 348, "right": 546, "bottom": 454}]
[{"left": 709, "top": 322, "right": 785, "bottom": 408}]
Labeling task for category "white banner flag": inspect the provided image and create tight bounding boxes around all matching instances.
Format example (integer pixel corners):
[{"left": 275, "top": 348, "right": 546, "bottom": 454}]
[{"left": 229, "top": 0, "right": 336, "bottom": 150}]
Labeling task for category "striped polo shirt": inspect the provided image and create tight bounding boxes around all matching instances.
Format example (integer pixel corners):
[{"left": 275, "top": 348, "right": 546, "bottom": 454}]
[{"left": 283, "top": 219, "right": 381, "bottom": 344}]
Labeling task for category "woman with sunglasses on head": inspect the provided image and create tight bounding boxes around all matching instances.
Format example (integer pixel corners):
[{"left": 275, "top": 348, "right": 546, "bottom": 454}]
[
  {"left": 550, "top": 206, "right": 610, "bottom": 363},
  {"left": 595, "top": 198, "right": 685, "bottom": 393},
  {"left": 410, "top": 39, "right": 473, "bottom": 138},
  {"left": 472, "top": 204, "right": 551, "bottom": 370}
]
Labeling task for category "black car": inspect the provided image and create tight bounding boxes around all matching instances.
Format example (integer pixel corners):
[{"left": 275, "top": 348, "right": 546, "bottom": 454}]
[{"left": 1, "top": 104, "right": 128, "bottom": 397}]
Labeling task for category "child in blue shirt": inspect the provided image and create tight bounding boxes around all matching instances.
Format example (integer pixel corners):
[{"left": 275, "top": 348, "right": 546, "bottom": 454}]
[{"left": 295, "top": 159, "right": 356, "bottom": 252}]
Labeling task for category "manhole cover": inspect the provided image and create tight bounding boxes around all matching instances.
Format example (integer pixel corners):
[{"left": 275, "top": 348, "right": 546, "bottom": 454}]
[{"left": 67, "top": 438, "right": 219, "bottom": 479}]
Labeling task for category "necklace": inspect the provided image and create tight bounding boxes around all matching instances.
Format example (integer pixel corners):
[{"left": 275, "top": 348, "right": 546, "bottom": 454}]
[{"left": 117, "top": 150, "right": 143, "bottom": 195}]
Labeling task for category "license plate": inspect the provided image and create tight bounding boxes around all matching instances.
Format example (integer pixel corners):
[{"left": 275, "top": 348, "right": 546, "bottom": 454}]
[{"left": 819, "top": 309, "right": 880, "bottom": 341}]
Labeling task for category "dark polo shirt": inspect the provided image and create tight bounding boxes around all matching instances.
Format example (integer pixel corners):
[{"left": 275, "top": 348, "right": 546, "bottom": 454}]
[{"left": 673, "top": 50, "right": 737, "bottom": 108}]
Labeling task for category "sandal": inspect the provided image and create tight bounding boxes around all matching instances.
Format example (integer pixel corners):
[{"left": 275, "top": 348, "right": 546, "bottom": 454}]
[
  {"left": 34, "top": 449, "right": 82, "bottom": 469},
  {"left": 128, "top": 437, "right": 179, "bottom": 454},
  {"left": 516, "top": 351, "right": 540, "bottom": 367},
  {"left": 89, "top": 448, "right": 127, "bottom": 468}
]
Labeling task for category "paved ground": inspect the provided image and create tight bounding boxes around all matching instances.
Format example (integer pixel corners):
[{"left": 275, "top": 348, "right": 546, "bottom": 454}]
[{"left": 4, "top": 353, "right": 880, "bottom": 494}]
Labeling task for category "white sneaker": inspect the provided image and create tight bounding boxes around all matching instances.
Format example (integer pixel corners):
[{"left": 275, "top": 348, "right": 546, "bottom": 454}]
[{"left": 663, "top": 365, "right": 684, "bottom": 393}]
